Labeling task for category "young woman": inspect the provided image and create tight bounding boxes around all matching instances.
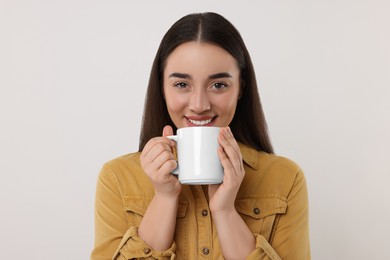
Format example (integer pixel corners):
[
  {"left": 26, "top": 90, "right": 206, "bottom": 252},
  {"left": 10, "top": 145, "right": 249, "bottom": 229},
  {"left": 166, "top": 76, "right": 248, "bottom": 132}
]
[{"left": 91, "top": 12, "right": 310, "bottom": 260}]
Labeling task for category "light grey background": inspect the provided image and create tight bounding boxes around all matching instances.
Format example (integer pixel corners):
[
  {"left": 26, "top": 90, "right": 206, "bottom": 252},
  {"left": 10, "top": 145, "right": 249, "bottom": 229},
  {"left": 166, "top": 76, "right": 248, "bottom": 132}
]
[{"left": 1, "top": 0, "right": 389, "bottom": 259}]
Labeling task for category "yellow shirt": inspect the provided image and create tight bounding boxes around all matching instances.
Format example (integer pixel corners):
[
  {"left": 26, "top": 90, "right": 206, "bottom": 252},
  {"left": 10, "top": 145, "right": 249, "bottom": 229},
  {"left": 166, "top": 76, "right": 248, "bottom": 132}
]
[{"left": 91, "top": 143, "right": 310, "bottom": 259}]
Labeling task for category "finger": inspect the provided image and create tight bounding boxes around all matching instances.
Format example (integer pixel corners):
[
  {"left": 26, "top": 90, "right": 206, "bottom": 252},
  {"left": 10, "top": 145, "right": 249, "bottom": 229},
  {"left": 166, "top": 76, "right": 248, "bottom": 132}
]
[
  {"left": 141, "top": 125, "right": 175, "bottom": 159},
  {"left": 156, "top": 159, "right": 177, "bottom": 178},
  {"left": 218, "top": 147, "right": 243, "bottom": 178},
  {"left": 218, "top": 128, "right": 243, "bottom": 171},
  {"left": 162, "top": 125, "right": 176, "bottom": 146},
  {"left": 143, "top": 141, "right": 173, "bottom": 167},
  {"left": 141, "top": 137, "right": 174, "bottom": 161},
  {"left": 218, "top": 146, "right": 243, "bottom": 186},
  {"left": 217, "top": 146, "right": 234, "bottom": 175},
  {"left": 162, "top": 125, "right": 177, "bottom": 159},
  {"left": 144, "top": 151, "right": 176, "bottom": 182},
  {"left": 162, "top": 125, "right": 174, "bottom": 137},
  {"left": 151, "top": 150, "right": 175, "bottom": 172},
  {"left": 219, "top": 127, "right": 241, "bottom": 157}
]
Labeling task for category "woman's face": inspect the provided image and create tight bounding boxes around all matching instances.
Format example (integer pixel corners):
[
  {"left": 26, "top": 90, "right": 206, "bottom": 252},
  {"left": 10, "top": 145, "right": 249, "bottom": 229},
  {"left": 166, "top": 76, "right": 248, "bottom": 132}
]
[{"left": 163, "top": 41, "right": 241, "bottom": 129}]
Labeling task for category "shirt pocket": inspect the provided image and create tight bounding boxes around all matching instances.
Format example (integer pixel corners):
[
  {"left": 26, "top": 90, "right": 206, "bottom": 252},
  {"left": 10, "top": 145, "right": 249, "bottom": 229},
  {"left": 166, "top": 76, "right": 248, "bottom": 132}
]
[{"left": 236, "top": 196, "right": 287, "bottom": 241}]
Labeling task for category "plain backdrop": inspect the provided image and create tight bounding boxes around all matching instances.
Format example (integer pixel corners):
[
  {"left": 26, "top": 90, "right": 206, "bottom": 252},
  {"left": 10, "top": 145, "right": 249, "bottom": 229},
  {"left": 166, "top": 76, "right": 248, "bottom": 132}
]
[{"left": 1, "top": 0, "right": 389, "bottom": 259}]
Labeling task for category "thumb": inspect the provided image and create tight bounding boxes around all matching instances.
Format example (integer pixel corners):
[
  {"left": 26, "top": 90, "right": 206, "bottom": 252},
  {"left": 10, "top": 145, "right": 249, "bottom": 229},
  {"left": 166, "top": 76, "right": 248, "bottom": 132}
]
[{"left": 162, "top": 125, "right": 174, "bottom": 137}]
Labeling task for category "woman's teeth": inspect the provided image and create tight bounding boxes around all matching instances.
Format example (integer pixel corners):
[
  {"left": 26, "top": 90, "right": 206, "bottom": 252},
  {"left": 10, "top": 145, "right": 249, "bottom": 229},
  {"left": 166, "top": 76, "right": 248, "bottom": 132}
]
[{"left": 188, "top": 118, "right": 212, "bottom": 126}]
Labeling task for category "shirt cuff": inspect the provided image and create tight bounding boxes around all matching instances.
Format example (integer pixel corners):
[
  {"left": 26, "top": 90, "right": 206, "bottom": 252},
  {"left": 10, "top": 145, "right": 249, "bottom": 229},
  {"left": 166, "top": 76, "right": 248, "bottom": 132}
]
[
  {"left": 245, "top": 234, "right": 281, "bottom": 260},
  {"left": 113, "top": 226, "right": 176, "bottom": 260}
]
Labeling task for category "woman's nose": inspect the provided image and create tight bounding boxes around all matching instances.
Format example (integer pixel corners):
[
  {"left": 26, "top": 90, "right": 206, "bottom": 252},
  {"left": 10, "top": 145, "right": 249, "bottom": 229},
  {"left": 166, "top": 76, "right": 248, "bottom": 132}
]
[{"left": 189, "top": 89, "right": 211, "bottom": 113}]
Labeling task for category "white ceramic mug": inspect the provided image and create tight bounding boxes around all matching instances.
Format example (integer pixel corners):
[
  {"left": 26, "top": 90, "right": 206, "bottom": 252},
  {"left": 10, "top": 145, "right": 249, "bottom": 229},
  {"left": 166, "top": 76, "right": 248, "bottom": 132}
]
[{"left": 167, "top": 126, "right": 223, "bottom": 185}]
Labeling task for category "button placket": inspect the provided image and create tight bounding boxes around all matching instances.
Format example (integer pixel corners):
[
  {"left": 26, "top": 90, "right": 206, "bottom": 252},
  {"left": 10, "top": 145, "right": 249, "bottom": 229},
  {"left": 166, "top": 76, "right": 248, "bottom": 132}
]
[{"left": 191, "top": 185, "right": 212, "bottom": 258}]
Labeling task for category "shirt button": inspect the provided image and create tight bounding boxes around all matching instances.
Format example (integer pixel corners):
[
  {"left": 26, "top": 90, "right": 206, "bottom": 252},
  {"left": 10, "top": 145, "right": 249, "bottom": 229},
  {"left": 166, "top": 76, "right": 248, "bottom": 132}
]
[
  {"left": 253, "top": 207, "right": 260, "bottom": 215},
  {"left": 202, "top": 247, "right": 210, "bottom": 255},
  {"left": 201, "top": 209, "right": 208, "bottom": 216},
  {"left": 143, "top": 247, "right": 151, "bottom": 254}
]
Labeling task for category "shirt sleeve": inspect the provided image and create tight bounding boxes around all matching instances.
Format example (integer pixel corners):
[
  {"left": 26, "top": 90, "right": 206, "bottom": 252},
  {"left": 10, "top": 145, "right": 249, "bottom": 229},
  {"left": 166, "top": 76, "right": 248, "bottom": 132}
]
[
  {"left": 246, "top": 170, "right": 311, "bottom": 260},
  {"left": 112, "top": 227, "right": 176, "bottom": 260},
  {"left": 90, "top": 165, "right": 176, "bottom": 260},
  {"left": 245, "top": 234, "right": 281, "bottom": 260}
]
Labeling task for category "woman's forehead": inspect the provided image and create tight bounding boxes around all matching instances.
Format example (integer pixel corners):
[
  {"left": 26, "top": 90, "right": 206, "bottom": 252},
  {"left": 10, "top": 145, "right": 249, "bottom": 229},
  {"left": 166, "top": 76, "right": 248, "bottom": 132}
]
[{"left": 164, "top": 42, "right": 240, "bottom": 78}]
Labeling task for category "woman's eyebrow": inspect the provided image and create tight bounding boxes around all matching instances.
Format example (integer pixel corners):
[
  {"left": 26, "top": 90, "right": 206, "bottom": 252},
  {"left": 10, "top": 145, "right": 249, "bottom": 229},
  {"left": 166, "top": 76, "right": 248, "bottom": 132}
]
[
  {"left": 208, "top": 72, "right": 232, "bottom": 79},
  {"left": 168, "top": 72, "right": 192, "bottom": 79},
  {"left": 168, "top": 72, "right": 232, "bottom": 79}
]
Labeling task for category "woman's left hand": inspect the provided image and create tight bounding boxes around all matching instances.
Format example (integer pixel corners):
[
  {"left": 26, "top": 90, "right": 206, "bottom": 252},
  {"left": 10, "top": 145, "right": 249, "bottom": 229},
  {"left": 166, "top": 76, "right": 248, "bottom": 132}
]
[{"left": 208, "top": 126, "right": 245, "bottom": 214}]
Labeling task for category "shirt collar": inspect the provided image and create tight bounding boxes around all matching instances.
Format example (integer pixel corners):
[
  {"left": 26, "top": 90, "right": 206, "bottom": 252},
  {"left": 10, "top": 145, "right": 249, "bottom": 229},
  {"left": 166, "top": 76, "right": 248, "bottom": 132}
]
[{"left": 238, "top": 142, "right": 259, "bottom": 170}]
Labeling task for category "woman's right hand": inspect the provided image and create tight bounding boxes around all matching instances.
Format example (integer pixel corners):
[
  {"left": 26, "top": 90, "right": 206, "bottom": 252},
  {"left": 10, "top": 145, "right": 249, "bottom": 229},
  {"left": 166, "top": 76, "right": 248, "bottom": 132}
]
[{"left": 140, "top": 125, "right": 182, "bottom": 198}]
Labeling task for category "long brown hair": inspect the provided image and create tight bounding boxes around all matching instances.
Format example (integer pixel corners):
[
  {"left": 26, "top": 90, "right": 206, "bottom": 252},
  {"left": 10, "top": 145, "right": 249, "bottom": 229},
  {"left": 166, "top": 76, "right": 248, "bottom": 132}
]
[{"left": 138, "top": 12, "right": 273, "bottom": 153}]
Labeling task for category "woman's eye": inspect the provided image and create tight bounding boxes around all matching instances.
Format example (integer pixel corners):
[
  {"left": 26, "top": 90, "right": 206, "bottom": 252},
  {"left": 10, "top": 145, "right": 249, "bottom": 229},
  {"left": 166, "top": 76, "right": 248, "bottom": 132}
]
[
  {"left": 212, "top": 82, "right": 228, "bottom": 89},
  {"left": 174, "top": 82, "right": 188, "bottom": 89}
]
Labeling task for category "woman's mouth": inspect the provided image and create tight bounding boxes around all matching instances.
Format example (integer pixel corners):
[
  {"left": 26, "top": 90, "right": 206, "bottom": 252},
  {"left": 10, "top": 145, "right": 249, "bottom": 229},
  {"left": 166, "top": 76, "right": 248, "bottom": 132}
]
[{"left": 186, "top": 116, "right": 216, "bottom": 126}]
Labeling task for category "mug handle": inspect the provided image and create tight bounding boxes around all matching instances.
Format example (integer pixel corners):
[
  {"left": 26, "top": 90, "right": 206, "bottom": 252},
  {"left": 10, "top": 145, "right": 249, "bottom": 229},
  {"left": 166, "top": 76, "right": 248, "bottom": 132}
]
[{"left": 166, "top": 135, "right": 179, "bottom": 175}]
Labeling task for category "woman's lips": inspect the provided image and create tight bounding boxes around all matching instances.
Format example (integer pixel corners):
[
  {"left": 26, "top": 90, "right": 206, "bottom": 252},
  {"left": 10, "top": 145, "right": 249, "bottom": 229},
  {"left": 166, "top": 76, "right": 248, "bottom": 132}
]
[{"left": 185, "top": 116, "right": 216, "bottom": 126}]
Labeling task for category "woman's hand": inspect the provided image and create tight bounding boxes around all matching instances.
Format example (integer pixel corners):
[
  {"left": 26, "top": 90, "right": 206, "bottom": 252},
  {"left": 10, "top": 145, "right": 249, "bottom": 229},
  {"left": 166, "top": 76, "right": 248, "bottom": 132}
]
[
  {"left": 208, "top": 127, "right": 255, "bottom": 259},
  {"left": 208, "top": 126, "right": 245, "bottom": 214},
  {"left": 140, "top": 125, "right": 182, "bottom": 198}
]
